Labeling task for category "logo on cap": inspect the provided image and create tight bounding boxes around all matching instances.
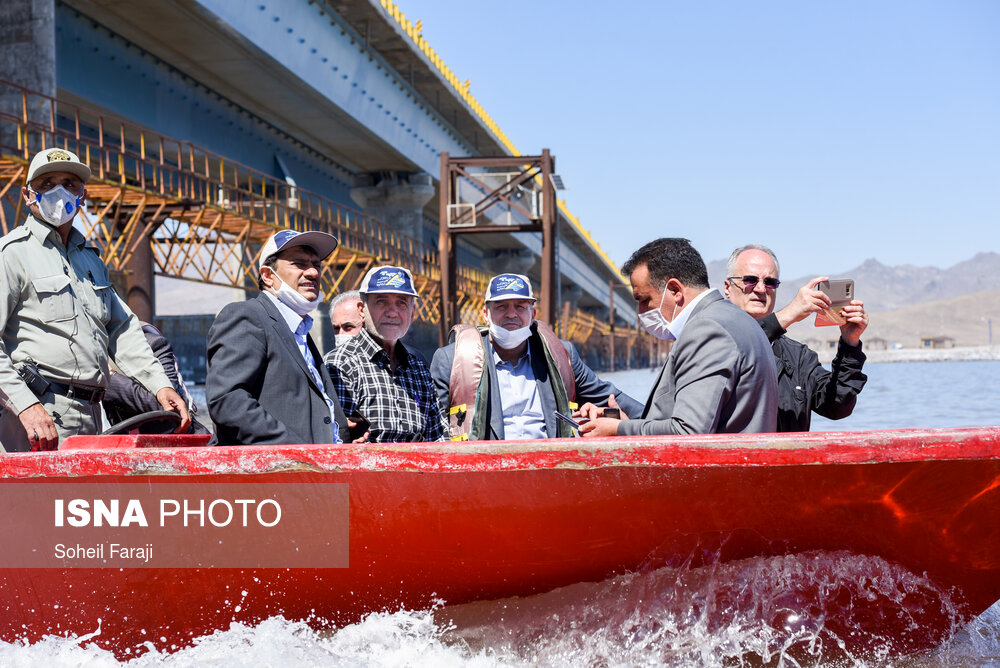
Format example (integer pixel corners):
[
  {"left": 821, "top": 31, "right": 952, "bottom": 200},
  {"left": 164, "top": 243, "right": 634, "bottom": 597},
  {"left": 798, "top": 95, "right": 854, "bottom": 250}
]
[
  {"left": 360, "top": 265, "right": 418, "bottom": 296},
  {"left": 494, "top": 276, "right": 525, "bottom": 292},
  {"left": 374, "top": 269, "right": 407, "bottom": 289},
  {"left": 46, "top": 150, "right": 72, "bottom": 163},
  {"left": 486, "top": 273, "right": 535, "bottom": 301},
  {"left": 272, "top": 230, "right": 298, "bottom": 248}
]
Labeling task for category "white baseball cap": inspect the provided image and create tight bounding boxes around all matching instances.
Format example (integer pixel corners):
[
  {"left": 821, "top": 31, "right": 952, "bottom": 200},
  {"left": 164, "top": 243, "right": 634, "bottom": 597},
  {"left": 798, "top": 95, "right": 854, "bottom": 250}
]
[
  {"left": 26, "top": 147, "right": 92, "bottom": 184},
  {"left": 258, "top": 229, "right": 338, "bottom": 270}
]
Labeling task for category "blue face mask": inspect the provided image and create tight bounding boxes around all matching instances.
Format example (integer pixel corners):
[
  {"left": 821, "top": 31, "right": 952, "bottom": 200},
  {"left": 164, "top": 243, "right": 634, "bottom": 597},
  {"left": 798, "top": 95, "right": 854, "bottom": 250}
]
[{"left": 31, "top": 185, "right": 81, "bottom": 227}]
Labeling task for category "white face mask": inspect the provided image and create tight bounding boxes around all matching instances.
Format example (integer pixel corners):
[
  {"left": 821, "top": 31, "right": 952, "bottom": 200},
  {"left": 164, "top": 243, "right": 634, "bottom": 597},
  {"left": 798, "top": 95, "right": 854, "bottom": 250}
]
[
  {"left": 638, "top": 288, "right": 678, "bottom": 341},
  {"left": 274, "top": 279, "right": 323, "bottom": 316},
  {"left": 31, "top": 185, "right": 81, "bottom": 227},
  {"left": 489, "top": 321, "right": 532, "bottom": 349},
  {"left": 334, "top": 334, "right": 355, "bottom": 347}
]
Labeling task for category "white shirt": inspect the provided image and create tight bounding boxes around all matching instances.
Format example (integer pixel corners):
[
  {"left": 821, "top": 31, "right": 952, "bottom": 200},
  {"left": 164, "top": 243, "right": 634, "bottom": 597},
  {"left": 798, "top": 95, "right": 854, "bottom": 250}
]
[{"left": 492, "top": 345, "right": 547, "bottom": 440}]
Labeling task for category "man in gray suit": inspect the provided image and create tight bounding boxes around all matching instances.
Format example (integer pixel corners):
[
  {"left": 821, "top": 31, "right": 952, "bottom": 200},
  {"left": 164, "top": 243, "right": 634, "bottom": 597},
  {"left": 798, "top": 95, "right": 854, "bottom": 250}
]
[
  {"left": 580, "top": 238, "right": 777, "bottom": 436},
  {"left": 206, "top": 229, "right": 350, "bottom": 445}
]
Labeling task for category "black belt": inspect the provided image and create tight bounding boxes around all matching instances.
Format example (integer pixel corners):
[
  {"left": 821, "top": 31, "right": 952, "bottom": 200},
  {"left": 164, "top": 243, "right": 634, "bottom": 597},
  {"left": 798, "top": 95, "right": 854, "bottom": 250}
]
[{"left": 46, "top": 379, "right": 105, "bottom": 404}]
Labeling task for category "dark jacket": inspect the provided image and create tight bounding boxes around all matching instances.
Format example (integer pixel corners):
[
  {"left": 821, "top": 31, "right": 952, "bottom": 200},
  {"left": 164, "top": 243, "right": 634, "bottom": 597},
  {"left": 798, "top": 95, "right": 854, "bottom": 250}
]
[
  {"left": 760, "top": 313, "right": 868, "bottom": 432},
  {"left": 103, "top": 323, "right": 211, "bottom": 435},
  {"left": 430, "top": 327, "right": 643, "bottom": 440},
  {"left": 206, "top": 294, "right": 349, "bottom": 445}
]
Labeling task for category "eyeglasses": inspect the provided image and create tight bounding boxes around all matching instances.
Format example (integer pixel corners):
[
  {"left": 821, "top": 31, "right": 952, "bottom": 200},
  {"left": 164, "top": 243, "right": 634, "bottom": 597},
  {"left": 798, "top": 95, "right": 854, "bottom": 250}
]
[{"left": 727, "top": 275, "right": 781, "bottom": 290}]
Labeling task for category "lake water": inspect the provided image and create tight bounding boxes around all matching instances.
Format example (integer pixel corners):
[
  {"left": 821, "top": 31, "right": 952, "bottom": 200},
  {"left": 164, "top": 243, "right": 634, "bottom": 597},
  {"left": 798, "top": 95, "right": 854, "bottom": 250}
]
[
  {"left": 5, "top": 361, "right": 998, "bottom": 666},
  {"left": 604, "top": 359, "right": 1000, "bottom": 431}
]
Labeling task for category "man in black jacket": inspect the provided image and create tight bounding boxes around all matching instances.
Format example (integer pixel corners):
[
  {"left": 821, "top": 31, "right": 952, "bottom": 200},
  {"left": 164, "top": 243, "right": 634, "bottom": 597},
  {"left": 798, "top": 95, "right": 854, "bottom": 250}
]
[
  {"left": 724, "top": 244, "right": 869, "bottom": 432},
  {"left": 103, "top": 323, "right": 211, "bottom": 435}
]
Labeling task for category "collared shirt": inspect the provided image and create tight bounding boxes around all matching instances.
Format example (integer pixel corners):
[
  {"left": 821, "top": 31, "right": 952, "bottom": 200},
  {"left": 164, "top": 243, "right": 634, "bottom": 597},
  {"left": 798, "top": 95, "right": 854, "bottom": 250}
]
[
  {"left": 492, "top": 344, "right": 546, "bottom": 440},
  {"left": 262, "top": 291, "right": 342, "bottom": 443},
  {"left": 666, "top": 288, "right": 717, "bottom": 342},
  {"left": 0, "top": 215, "right": 170, "bottom": 414},
  {"left": 327, "top": 328, "right": 448, "bottom": 443}
]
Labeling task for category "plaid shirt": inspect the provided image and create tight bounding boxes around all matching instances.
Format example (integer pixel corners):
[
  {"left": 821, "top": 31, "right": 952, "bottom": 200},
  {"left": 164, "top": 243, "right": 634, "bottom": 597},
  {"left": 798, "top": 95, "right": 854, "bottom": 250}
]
[{"left": 327, "top": 329, "right": 448, "bottom": 443}]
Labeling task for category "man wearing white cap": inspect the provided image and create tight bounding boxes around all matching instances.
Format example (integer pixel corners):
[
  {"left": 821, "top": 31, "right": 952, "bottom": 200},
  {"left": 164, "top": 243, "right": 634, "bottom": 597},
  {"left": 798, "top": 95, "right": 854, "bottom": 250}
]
[
  {"left": 430, "top": 273, "right": 643, "bottom": 441},
  {"left": 206, "top": 229, "right": 351, "bottom": 445},
  {"left": 0, "top": 147, "right": 190, "bottom": 451},
  {"left": 326, "top": 265, "right": 448, "bottom": 442}
]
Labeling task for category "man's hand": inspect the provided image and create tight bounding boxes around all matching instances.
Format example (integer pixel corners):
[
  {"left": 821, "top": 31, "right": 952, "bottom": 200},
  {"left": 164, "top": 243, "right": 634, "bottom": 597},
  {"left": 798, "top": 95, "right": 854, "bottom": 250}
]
[
  {"left": 775, "top": 276, "right": 832, "bottom": 330},
  {"left": 839, "top": 300, "right": 869, "bottom": 346},
  {"left": 347, "top": 417, "right": 370, "bottom": 444},
  {"left": 155, "top": 387, "right": 192, "bottom": 433},
  {"left": 578, "top": 416, "right": 621, "bottom": 438},
  {"left": 18, "top": 403, "right": 58, "bottom": 451},
  {"left": 575, "top": 394, "right": 630, "bottom": 422}
]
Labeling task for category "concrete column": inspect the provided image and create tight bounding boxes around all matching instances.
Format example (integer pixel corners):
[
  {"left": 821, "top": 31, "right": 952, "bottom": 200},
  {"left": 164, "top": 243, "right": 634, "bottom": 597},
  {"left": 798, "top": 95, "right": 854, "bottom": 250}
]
[
  {"left": 124, "top": 236, "right": 155, "bottom": 323},
  {"left": 349, "top": 172, "right": 435, "bottom": 243},
  {"left": 562, "top": 285, "right": 583, "bottom": 307},
  {"left": 0, "top": 0, "right": 56, "bottom": 154},
  {"left": 482, "top": 248, "right": 535, "bottom": 276}
]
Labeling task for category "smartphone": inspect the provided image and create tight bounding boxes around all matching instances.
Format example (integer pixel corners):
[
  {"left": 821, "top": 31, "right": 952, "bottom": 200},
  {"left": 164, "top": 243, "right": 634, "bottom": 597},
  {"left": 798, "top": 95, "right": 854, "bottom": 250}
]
[
  {"left": 815, "top": 279, "right": 854, "bottom": 327},
  {"left": 554, "top": 410, "right": 588, "bottom": 432},
  {"left": 348, "top": 413, "right": 371, "bottom": 441}
]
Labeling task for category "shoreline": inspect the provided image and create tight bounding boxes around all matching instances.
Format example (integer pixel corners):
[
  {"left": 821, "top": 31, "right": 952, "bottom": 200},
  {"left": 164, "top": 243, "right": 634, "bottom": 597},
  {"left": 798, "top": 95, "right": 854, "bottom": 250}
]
[{"left": 818, "top": 345, "right": 1000, "bottom": 364}]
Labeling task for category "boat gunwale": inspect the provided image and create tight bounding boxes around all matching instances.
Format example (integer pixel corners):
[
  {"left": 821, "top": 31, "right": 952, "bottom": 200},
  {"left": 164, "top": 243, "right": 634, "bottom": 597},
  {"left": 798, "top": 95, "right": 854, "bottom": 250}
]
[{"left": 2, "top": 426, "right": 998, "bottom": 478}]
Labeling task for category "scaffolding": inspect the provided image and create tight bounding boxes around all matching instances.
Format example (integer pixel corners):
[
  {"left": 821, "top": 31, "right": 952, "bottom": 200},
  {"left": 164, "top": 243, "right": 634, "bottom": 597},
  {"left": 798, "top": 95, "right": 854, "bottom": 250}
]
[{"left": 0, "top": 80, "right": 648, "bottom": 366}]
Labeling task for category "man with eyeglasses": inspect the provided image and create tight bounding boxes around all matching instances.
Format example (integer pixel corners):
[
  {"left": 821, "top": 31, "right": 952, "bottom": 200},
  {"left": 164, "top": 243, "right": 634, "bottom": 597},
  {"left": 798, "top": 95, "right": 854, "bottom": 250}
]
[
  {"left": 0, "top": 147, "right": 190, "bottom": 451},
  {"left": 723, "top": 244, "right": 868, "bottom": 432},
  {"left": 579, "top": 238, "right": 777, "bottom": 437}
]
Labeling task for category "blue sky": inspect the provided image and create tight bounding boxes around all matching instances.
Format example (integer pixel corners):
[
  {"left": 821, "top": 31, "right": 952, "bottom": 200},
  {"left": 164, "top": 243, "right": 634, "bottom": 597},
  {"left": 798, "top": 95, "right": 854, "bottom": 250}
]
[{"left": 400, "top": 1, "right": 1000, "bottom": 280}]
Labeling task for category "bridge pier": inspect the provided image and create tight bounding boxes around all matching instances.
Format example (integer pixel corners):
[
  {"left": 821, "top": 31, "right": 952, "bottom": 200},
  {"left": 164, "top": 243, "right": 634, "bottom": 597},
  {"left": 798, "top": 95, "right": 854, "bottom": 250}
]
[
  {"left": 0, "top": 0, "right": 55, "bottom": 156},
  {"left": 482, "top": 249, "right": 535, "bottom": 276},
  {"left": 123, "top": 236, "right": 155, "bottom": 324},
  {"left": 350, "top": 172, "right": 435, "bottom": 244}
]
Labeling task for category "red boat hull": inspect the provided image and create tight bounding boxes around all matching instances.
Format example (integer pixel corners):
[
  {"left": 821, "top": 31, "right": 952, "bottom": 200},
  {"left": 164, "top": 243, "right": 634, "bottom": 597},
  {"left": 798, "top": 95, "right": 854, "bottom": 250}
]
[{"left": 1, "top": 427, "right": 998, "bottom": 655}]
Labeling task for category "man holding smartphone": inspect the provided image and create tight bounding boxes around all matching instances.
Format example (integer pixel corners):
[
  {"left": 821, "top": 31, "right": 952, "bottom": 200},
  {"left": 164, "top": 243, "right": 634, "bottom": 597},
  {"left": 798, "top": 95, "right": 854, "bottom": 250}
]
[{"left": 723, "top": 244, "right": 869, "bottom": 432}]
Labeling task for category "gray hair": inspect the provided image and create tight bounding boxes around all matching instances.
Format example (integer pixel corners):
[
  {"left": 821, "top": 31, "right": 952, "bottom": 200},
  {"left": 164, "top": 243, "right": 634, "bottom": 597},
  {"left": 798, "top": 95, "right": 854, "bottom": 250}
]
[
  {"left": 329, "top": 290, "right": 362, "bottom": 325},
  {"left": 726, "top": 244, "right": 781, "bottom": 278},
  {"left": 331, "top": 289, "right": 362, "bottom": 311}
]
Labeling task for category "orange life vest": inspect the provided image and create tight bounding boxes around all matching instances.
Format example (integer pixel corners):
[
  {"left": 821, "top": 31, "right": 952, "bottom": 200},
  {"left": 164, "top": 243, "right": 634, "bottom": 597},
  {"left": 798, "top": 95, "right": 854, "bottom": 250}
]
[{"left": 447, "top": 321, "right": 576, "bottom": 441}]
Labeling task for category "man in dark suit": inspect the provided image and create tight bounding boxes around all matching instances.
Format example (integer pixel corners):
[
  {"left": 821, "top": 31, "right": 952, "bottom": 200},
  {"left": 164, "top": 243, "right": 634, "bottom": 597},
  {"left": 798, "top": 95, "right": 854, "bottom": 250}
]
[
  {"left": 206, "top": 229, "right": 350, "bottom": 445},
  {"left": 580, "top": 238, "right": 777, "bottom": 436},
  {"left": 430, "top": 273, "right": 643, "bottom": 441}
]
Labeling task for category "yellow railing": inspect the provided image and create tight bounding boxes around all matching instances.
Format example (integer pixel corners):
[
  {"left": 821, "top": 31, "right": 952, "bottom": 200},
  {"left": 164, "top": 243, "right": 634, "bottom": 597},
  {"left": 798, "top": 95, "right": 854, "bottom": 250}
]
[{"left": 0, "top": 79, "right": 490, "bottom": 324}]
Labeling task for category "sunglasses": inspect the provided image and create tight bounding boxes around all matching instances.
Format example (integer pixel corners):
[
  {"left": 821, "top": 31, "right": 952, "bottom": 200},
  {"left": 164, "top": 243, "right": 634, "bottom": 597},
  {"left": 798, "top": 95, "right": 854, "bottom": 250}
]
[{"left": 728, "top": 275, "right": 781, "bottom": 290}]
